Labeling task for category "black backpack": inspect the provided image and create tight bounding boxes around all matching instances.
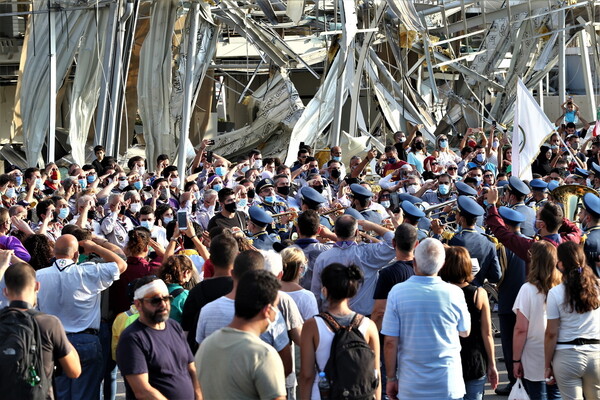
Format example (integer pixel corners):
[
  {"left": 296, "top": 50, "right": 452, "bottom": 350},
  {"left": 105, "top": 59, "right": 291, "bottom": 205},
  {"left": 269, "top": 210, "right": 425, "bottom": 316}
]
[
  {"left": 0, "top": 307, "right": 49, "bottom": 400},
  {"left": 317, "top": 312, "right": 378, "bottom": 400}
]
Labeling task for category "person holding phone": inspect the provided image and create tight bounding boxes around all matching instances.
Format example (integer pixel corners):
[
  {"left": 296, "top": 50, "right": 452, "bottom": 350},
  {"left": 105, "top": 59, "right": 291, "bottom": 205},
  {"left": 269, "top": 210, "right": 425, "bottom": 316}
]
[{"left": 101, "top": 193, "right": 135, "bottom": 248}]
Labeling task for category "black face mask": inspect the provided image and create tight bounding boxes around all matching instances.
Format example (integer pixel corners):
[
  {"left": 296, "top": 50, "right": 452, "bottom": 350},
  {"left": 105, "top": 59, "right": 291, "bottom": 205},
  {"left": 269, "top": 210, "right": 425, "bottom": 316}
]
[
  {"left": 87, "top": 210, "right": 97, "bottom": 220},
  {"left": 313, "top": 185, "right": 324, "bottom": 193},
  {"left": 415, "top": 142, "right": 425, "bottom": 150},
  {"left": 309, "top": 168, "right": 319, "bottom": 175},
  {"left": 224, "top": 202, "right": 237, "bottom": 213},
  {"left": 331, "top": 169, "right": 341, "bottom": 179},
  {"left": 277, "top": 186, "right": 290, "bottom": 196},
  {"left": 191, "top": 202, "right": 198, "bottom": 213},
  {"left": 247, "top": 189, "right": 255, "bottom": 199}
]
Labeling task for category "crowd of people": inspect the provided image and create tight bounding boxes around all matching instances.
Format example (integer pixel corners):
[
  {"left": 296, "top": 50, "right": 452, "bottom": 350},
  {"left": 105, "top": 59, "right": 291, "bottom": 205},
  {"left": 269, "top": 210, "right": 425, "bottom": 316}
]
[{"left": 0, "top": 115, "right": 599, "bottom": 400}]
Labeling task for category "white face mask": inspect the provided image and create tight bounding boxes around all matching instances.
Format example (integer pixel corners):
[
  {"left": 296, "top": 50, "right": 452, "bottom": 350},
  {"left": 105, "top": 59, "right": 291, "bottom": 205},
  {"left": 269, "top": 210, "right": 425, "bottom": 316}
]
[
  {"left": 170, "top": 177, "right": 180, "bottom": 188},
  {"left": 407, "top": 184, "right": 420, "bottom": 194},
  {"left": 380, "top": 200, "right": 391, "bottom": 209},
  {"left": 130, "top": 203, "right": 141, "bottom": 213},
  {"left": 119, "top": 180, "right": 128, "bottom": 190},
  {"left": 254, "top": 159, "right": 263, "bottom": 169}
]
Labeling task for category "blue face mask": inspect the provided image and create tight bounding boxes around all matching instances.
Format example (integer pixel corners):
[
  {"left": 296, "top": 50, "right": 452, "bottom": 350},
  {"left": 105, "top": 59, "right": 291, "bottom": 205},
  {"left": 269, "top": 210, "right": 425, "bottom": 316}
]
[
  {"left": 87, "top": 174, "right": 96, "bottom": 184},
  {"left": 140, "top": 220, "right": 154, "bottom": 230},
  {"left": 264, "top": 195, "right": 276, "bottom": 204},
  {"left": 332, "top": 156, "right": 342, "bottom": 162},
  {"left": 299, "top": 264, "right": 307, "bottom": 279},
  {"left": 475, "top": 153, "right": 486, "bottom": 163},
  {"left": 133, "top": 181, "right": 143, "bottom": 190},
  {"left": 439, "top": 140, "right": 448, "bottom": 149},
  {"left": 212, "top": 183, "right": 223, "bottom": 192},
  {"left": 15, "top": 176, "right": 23, "bottom": 186},
  {"left": 438, "top": 184, "right": 450, "bottom": 195},
  {"left": 215, "top": 166, "right": 227, "bottom": 177},
  {"left": 5, "top": 187, "right": 16, "bottom": 198},
  {"left": 380, "top": 200, "right": 391, "bottom": 209},
  {"left": 320, "top": 290, "right": 327, "bottom": 302},
  {"left": 58, "top": 207, "right": 69, "bottom": 220},
  {"left": 237, "top": 198, "right": 248, "bottom": 207},
  {"left": 78, "top": 179, "right": 87, "bottom": 189},
  {"left": 163, "top": 216, "right": 173, "bottom": 225},
  {"left": 241, "top": 166, "right": 250, "bottom": 173}
]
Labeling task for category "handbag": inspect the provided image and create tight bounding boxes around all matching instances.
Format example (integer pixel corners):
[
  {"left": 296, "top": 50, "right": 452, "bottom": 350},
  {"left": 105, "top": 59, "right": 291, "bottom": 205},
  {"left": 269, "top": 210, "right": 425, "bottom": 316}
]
[{"left": 508, "top": 378, "right": 530, "bottom": 400}]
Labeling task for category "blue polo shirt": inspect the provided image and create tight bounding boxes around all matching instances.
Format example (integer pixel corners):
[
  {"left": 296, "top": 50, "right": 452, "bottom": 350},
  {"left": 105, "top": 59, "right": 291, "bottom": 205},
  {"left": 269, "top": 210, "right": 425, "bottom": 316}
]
[{"left": 381, "top": 275, "right": 470, "bottom": 400}]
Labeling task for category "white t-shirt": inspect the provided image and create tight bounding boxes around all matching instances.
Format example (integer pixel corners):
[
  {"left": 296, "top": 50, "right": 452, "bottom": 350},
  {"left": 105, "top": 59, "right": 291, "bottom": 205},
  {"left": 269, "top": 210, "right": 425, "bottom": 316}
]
[
  {"left": 285, "top": 289, "right": 318, "bottom": 322},
  {"left": 547, "top": 283, "right": 600, "bottom": 351},
  {"left": 513, "top": 283, "right": 547, "bottom": 381}
]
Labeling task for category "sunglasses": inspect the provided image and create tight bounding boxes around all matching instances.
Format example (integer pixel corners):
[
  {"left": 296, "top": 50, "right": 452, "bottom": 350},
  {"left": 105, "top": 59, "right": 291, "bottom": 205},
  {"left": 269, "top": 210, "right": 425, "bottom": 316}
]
[
  {"left": 448, "top": 167, "right": 458, "bottom": 170},
  {"left": 141, "top": 295, "right": 173, "bottom": 306}
]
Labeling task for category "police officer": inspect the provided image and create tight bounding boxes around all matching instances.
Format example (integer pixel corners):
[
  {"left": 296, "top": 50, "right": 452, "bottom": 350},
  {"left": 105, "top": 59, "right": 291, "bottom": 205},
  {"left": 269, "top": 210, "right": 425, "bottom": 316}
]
[
  {"left": 299, "top": 186, "right": 333, "bottom": 229},
  {"left": 245, "top": 206, "right": 280, "bottom": 251},
  {"left": 581, "top": 193, "right": 600, "bottom": 277},
  {"left": 448, "top": 196, "right": 502, "bottom": 286},
  {"left": 420, "top": 173, "right": 456, "bottom": 205},
  {"left": 502, "top": 176, "right": 536, "bottom": 237},
  {"left": 590, "top": 163, "right": 600, "bottom": 190},
  {"left": 572, "top": 167, "right": 589, "bottom": 186},
  {"left": 495, "top": 206, "right": 527, "bottom": 394},
  {"left": 527, "top": 179, "right": 549, "bottom": 210},
  {"left": 450, "top": 182, "right": 484, "bottom": 230},
  {"left": 397, "top": 193, "right": 432, "bottom": 233},
  {"left": 255, "top": 178, "right": 290, "bottom": 240},
  {"left": 400, "top": 200, "right": 427, "bottom": 240},
  {"left": 349, "top": 184, "right": 383, "bottom": 224}
]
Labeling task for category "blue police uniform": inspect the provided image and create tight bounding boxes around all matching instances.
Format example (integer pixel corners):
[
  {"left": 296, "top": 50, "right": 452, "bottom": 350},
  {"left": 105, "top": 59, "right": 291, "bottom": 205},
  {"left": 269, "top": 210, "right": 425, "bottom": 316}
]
[
  {"left": 349, "top": 184, "right": 383, "bottom": 225},
  {"left": 506, "top": 176, "right": 536, "bottom": 237},
  {"left": 526, "top": 179, "right": 548, "bottom": 209},
  {"left": 574, "top": 167, "right": 589, "bottom": 180},
  {"left": 246, "top": 206, "right": 280, "bottom": 250},
  {"left": 495, "top": 207, "right": 527, "bottom": 386},
  {"left": 448, "top": 196, "right": 502, "bottom": 286},
  {"left": 452, "top": 182, "right": 484, "bottom": 230},
  {"left": 299, "top": 186, "right": 333, "bottom": 230},
  {"left": 397, "top": 193, "right": 432, "bottom": 233},
  {"left": 256, "top": 179, "right": 290, "bottom": 240},
  {"left": 582, "top": 193, "right": 600, "bottom": 277},
  {"left": 400, "top": 200, "right": 428, "bottom": 240}
]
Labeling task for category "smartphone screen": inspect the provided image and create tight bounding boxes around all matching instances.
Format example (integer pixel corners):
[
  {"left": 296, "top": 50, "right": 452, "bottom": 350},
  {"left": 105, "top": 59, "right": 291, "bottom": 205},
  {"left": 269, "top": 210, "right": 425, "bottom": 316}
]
[
  {"left": 206, "top": 151, "right": 213, "bottom": 163},
  {"left": 177, "top": 210, "right": 188, "bottom": 230},
  {"left": 207, "top": 139, "right": 215, "bottom": 145}
]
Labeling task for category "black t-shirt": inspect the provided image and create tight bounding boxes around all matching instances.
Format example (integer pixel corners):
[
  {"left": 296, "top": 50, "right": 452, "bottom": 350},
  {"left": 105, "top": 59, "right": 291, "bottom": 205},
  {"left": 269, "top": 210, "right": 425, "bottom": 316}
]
[
  {"left": 116, "top": 319, "right": 195, "bottom": 400},
  {"left": 373, "top": 260, "right": 414, "bottom": 300},
  {"left": 206, "top": 211, "right": 247, "bottom": 232},
  {"left": 181, "top": 276, "right": 234, "bottom": 352},
  {"left": 35, "top": 312, "right": 71, "bottom": 400},
  {"left": 394, "top": 142, "right": 408, "bottom": 162}
]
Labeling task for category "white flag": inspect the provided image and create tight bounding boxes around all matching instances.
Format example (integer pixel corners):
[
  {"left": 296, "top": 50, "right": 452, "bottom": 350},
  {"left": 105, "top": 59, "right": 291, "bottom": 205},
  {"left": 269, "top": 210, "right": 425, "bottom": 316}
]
[{"left": 512, "top": 79, "right": 555, "bottom": 180}]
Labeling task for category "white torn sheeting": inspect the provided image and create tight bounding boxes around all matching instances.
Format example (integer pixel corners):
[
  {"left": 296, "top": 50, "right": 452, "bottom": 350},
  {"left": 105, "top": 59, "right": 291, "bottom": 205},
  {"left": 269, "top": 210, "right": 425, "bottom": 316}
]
[
  {"left": 170, "top": 2, "right": 219, "bottom": 156},
  {"left": 284, "top": 51, "right": 353, "bottom": 166},
  {"left": 68, "top": 6, "right": 110, "bottom": 166},
  {"left": 211, "top": 70, "right": 304, "bottom": 159},
  {"left": 286, "top": 0, "right": 305, "bottom": 25},
  {"left": 387, "top": 0, "right": 425, "bottom": 32},
  {"left": 138, "top": 0, "right": 179, "bottom": 165},
  {"left": 16, "top": 1, "right": 96, "bottom": 166}
]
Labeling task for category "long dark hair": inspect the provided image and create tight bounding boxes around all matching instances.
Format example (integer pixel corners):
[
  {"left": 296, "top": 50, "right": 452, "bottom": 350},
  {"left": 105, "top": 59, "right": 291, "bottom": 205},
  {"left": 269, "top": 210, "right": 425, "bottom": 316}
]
[{"left": 557, "top": 241, "right": 600, "bottom": 313}]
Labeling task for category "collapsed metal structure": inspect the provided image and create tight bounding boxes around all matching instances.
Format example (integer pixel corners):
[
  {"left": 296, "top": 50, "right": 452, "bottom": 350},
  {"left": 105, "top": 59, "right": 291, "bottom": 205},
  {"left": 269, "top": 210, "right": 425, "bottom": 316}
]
[{"left": 2, "top": 0, "right": 600, "bottom": 174}]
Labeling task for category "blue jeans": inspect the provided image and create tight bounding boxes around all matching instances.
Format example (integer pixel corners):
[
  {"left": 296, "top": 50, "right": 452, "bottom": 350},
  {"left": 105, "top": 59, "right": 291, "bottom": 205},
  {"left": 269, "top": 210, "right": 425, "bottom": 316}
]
[
  {"left": 464, "top": 375, "right": 487, "bottom": 400},
  {"left": 522, "top": 378, "right": 562, "bottom": 400},
  {"left": 100, "top": 321, "right": 117, "bottom": 400},
  {"left": 55, "top": 333, "right": 103, "bottom": 400}
]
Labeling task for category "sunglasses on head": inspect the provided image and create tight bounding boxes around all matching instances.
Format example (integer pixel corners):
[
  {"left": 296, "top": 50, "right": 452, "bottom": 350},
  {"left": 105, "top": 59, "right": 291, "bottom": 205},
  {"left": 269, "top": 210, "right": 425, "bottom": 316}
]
[{"left": 141, "top": 295, "right": 173, "bottom": 306}]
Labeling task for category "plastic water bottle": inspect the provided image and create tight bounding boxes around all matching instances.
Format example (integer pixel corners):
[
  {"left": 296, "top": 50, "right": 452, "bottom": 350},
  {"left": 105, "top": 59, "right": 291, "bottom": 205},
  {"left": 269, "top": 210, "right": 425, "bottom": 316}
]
[{"left": 318, "top": 371, "right": 330, "bottom": 400}]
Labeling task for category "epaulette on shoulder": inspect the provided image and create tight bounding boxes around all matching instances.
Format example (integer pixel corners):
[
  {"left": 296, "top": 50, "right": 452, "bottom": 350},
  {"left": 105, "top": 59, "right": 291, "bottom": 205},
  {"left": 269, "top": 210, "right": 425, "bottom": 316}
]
[{"left": 441, "top": 231, "right": 455, "bottom": 242}]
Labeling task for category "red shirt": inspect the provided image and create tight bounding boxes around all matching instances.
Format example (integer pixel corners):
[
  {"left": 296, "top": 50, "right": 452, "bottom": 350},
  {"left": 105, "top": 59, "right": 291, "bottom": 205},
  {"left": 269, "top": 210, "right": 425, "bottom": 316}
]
[
  {"left": 383, "top": 160, "right": 408, "bottom": 176},
  {"left": 109, "top": 255, "right": 162, "bottom": 316}
]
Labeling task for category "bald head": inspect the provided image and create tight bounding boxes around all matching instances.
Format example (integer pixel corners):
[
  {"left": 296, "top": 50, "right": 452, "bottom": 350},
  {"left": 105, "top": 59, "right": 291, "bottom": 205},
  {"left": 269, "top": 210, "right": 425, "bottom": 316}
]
[{"left": 55, "top": 234, "right": 79, "bottom": 259}]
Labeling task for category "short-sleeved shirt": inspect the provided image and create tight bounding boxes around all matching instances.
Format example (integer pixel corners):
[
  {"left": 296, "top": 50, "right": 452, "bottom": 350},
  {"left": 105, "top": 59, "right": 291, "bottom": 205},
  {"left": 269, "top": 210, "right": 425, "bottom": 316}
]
[
  {"left": 512, "top": 283, "right": 547, "bottom": 381},
  {"left": 547, "top": 283, "right": 600, "bottom": 350},
  {"left": 373, "top": 260, "right": 414, "bottom": 300},
  {"left": 36, "top": 259, "right": 120, "bottom": 332},
  {"left": 116, "top": 319, "right": 195, "bottom": 400},
  {"left": 196, "top": 327, "right": 286, "bottom": 400},
  {"left": 181, "top": 276, "right": 233, "bottom": 351},
  {"left": 195, "top": 296, "right": 289, "bottom": 351},
  {"left": 206, "top": 211, "right": 247, "bottom": 231},
  {"left": 381, "top": 275, "right": 470, "bottom": 400}
]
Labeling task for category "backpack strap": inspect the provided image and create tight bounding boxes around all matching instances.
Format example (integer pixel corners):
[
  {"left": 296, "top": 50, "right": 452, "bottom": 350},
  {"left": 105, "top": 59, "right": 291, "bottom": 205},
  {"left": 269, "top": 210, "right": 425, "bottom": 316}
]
[
  {"left": 349, "top": 313, "right": 364, "bottom": 329},
  {"left": 170, "top": 287, "right": 185, "bottom": 298},
  {"left": 318, "top": 312, "right": 343, "bottom": 333}
]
